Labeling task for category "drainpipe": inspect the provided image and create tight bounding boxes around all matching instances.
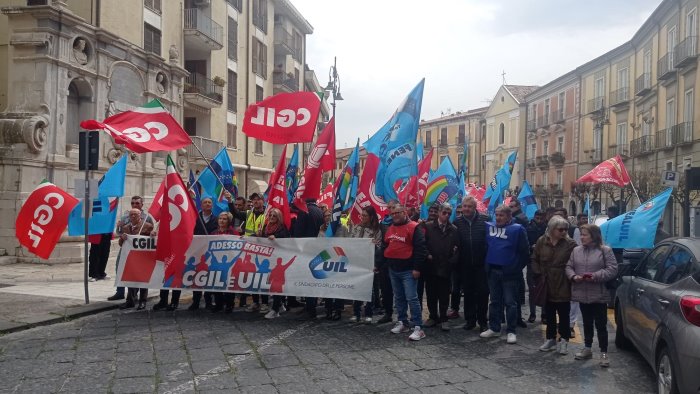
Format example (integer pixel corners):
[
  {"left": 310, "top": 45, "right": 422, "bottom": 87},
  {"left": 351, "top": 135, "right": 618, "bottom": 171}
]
[{"left": 243, "top": 0, "right": 251, "bottom": 198}]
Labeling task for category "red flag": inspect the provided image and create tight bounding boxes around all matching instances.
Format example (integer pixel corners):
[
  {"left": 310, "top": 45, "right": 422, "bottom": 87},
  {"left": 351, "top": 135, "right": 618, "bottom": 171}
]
[
  {"left": 15, "top": 181, "right": 79, "bottom": 259},
  {"left": 318, "top": 184, "right": 334, "bottom": 209},
  {"left": 80, "top": 99, "right": 191, "bottom": 153},
  {"left": 350, "top": 154, "right": 389, "bottom": 224},
  {"left": 266, "top": 145, "right": 291, "bottom": 229},
  {"left": 576, "top": 155, "right": 631, "bottom": 187},
  {"left": 398, "top": 148, "right": 433, "bottom": 208},
  {"left": 467, "top": 186, "right": 489, "bottom": 214},
  {"left": 242, "top": 92, "right": 322, "bottom": 144},
  {"left": 156, "top": 156, "right": 198, "bottom": 288},
  {"left": 292, "top": 118, "right": 336, "bottom": 212},
  {"left": 149, "top": 181, "right": 165, "bottom": 222}
]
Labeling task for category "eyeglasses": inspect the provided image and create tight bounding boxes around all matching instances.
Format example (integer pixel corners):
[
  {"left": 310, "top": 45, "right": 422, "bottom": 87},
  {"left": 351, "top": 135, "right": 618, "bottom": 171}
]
[
  {"left": 440, "top": 211, "right": 451, "bottom": 216},
  {"left": 131, "top": 201, "right": 141, "bottom": 206},
  {"left": 556, "top": 228, "right": 567, "bottom": 232},
  {"left": 390, "top": 211, "right": 405, "bottom": 215}
]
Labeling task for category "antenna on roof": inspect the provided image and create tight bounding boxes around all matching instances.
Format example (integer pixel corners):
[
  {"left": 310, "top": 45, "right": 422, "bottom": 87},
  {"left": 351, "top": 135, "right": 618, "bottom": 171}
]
[{"left": 502, "top": 70, "right": 507, "bottom": 85}]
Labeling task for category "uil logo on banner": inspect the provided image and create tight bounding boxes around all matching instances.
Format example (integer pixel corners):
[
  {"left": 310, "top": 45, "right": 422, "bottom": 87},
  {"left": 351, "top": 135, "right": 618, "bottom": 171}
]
[{"left": 309, "top": 247, "right": 349, "bottom": 279}]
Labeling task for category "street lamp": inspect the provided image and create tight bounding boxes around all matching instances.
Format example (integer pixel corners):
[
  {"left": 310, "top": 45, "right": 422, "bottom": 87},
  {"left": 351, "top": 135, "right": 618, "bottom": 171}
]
[{"left": 325, "top": 56, "right": 343, "bottom": 118}]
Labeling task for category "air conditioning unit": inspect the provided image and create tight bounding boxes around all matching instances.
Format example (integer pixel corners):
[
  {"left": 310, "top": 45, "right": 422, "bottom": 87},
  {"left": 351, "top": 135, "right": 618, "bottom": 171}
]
[{"left": 193, "top": 0, "right": 210, "bottom": 7}]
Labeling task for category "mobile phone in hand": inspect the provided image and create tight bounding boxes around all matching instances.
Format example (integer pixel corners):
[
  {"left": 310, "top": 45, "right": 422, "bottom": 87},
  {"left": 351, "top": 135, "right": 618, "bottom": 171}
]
[{"left": 582, "top": 273, "right": 593, "bottom": 279}]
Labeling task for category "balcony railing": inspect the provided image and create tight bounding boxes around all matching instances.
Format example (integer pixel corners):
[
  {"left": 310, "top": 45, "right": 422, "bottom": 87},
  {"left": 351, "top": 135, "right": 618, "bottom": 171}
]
[
  {"left": 609, "top": 87, "right": 630, "bottom": 106},
  {"left": 587, "top": 97, "right": 604, "bottom": 114},
  {"left": 272, "top": 72, "right": 299, "bottom": 92},
  {"left": 274, "top": 26, "right": 295, "bottom": 55},
  {"left": 536, "top": 155, "right": 549, "bottom": 169},
  {"left": 184, "top": 73, "right": 223, "bottom": 104},
  {"left": 630, "top": 135, "right": 655, "bottom": 156},
  {"left": 658, "top": 52, "right": 676, "bottom": 80},
  {"left": 455, "top": 136, "right": 467, "bottom": 145},
  {"left": 550, "top": 151, "right": 565, "bottom": 166},
  {"left": 614, "top": 144, "right": 630, "bottom": 157},
  {"left": 526, "top": 158, "right": 536, "bottom": 168},
  {"left": 551, "top": 110, "right": 565, "bottom": 123},
  {"left": 674, "top": 121, "right": 694, "bottom": 145},
  {"left": 635, "top": 73, "right": 652, "bottom": 96},
  {"left": 674, "top": 36, "right": 698, "bottom": 68},
  {"left": 526, "top": 118, "right": 537, "bottom": 131},
  {"left": 656, "top": 128, "right": 674, "bottom": 149},
  {"left": 537, "top": 114, "right": 550, "bottom": 128},
  {"left": 184, "top": 8, "right": 224, "bottom": 49},
  {"left": 186, "top": 136, "right": 224, "bottom": 161}
]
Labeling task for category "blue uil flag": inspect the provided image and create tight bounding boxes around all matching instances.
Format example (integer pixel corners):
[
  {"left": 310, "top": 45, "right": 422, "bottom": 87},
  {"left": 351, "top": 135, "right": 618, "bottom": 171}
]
[
  {"left": 600, "top": 188, "right": 672, "bottom": 248},
  {"left": 516, "top": 180, "right": 538, "bottom": 220},
  {"left": 364, "top": 79, "right": 425, "bottom": 201}
]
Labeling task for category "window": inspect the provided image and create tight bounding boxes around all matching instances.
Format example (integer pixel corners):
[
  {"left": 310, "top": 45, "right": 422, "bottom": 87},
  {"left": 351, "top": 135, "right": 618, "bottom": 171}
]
[
  {"left": 252, "top": 38, "right": 267, "bottom": 78},
  {"left": 666, "top": 98, "right": 676, "bottom": 130},
  {"left": 440, "top": 127, "right": 447, "bottom": 146},
  {"left": 642, "top": 113, "right": 651, "bottom": 136},
  {"left": 457, "top": 154, "right": 464, "bottom": 168},
  {"left": 557, "top": 136, "right": 564, "bottom": 153},
  {"left": 227, "top": 70, "right": 237, "bottom": 112},
  {"left": 439, "top": 155, "right": 448, "bottom": 164},
  {"left": 27, "top": 0, "right": 48, "bottom": 5},
  {"left": 544, "top": 98, "right": 550, "bottom": 124},
  {"left": 556, "top": 171, "right": 563, "bottom": 187},
  {"left": 542, "top": 172, "right": 548, "bottom": 186},
  {"left": 558, "top": 92, "right": 565, "bottom": 118},
  {"left": 617, "top": 67, "right": 629, "bottom": 89},
  {"left": 530, "top": 143, "right": 536, "bottom": 158},
  {"left": 227, "top": 123, "right": 237, "bottom": 149},
  {"left": 184, "top": 117, "right": 196, "bottom": 136},
  {"left": 252, "top": 0, "right": 267, "bottom": 33},
  {"left": 668, "top": 26, "right": 677, "bottom": 64},
  {"left": 594, "top": 76, "right": 605, "bottom": 99},
  {"left": 481, "top": 156, "right": 485, "bottom": 170},
  {"left": 498, "top": 123, "right": 505, "bottom": 145},
  {"left": 637, "top": 244, "right": 672, "bottom": 280},
  {"left": 593, "top": 127, "right": 601, "bottom": 153},
  {"left": 543, "top": 140, "right": 549, "bottom": 156},
  {"left": 228, "top": 17, "right": 238, "bottom": 61},
  {"left": 657, "top": 247, "right": 694, "bottom": 283},
  {"left": 616, "top": 123, "right": 627, "bottom": 146},
  {"left": 685, "top": 89, "right": 694, "bottom": 122},
  {"left": 458, "top": 124, "right": 466, "bottom": 144},
  {"left": 293, "top": 31, "right": 303, "bottom": 60},
  {"left": 254, "top": 139, "right": 263, "bottom": 154},
  {"left": 531, "top": 173, "right": 535, "bottom": 183},
  {"left": 143, "top": 23, "right": 161, "bottom": 55},
  {"left": 226, "top": 0, "right": 242, "bottom": 13},
  {"left": 255, "top": 85, "right": 264, "bottom": 102},
  {"left": 644, "top": 49, "right": 652, "bottom": 75},
  {"left": 687, "top": 8, "right": 697, "bottom": 38},
  {"left": 425, "top": 130, "right": 432, "bottom": 148},
  {"left": 144, "top": 0, "right": 161, "bottom": 13}
]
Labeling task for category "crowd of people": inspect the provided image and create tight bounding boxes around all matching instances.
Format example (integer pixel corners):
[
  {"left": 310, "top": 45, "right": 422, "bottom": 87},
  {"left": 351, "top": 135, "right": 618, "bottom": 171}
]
[{"left": 91, "top": 191, "right": 630, "bottom": 367}]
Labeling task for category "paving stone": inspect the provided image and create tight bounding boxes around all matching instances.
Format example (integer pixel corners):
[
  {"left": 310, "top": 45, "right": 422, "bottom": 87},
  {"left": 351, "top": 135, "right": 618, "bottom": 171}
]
[
  {"left": 237, "top": 384, "right": 280, "bottom": 394},
  {"left": 355, "top": 374, "right": 409, "bottom": 392},
  {"left": 235, "top": 368, "right": 273, "bottom": 387},
  {"left": 261, "top": 352, "right": 300, "bottom": 369},
  {"left": 111, "top": 377, "right": 156, "bottom": 393},
  {"left": 187, "top": 346, "right": 226, "bottom": 362},
  {"left": 295, "top": 349, "right": 332, "bottom": 365},
  {"left": 157, "top": 362, "right": 194, "bottom": 382},
  {"left": 395, "top": 369, "right": 447, "bottom": 387},
  {"left": 432, "top": 366, "right": 485, "bottom": 384},
  {"left": 276, "top": 382, "right": 324, "bottom": 394},
  {"left": 115, "top": 361, "right": 157, "bottom": 378},
  {"left": 194, "top": 372, "right": 238, "bottom": 391},
  {"left": 59, "top": 375, "right": 112, "bottom": 392},
  {"left": 316, "top": 377, "right": 369, "bottom": 394},
  {"left": 268, "top": 365, "right": 309, "bottom": 384},
  {"left": 156, "top": 380, "right": 195, "bottom": 394},
  {"left": 13, "top": 377, "right": 63, "bottom": 394},
  {"left": 191, "top": 359, "right": 230, "bottom": 375}
]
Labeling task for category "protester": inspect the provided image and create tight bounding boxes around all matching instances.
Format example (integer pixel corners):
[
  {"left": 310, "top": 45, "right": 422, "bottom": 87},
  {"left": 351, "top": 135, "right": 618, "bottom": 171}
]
[
  {"left": 509, "top": 199, "right": 529, "bottom": 227},
  {"left": 232, "top": 196, "right": 247, "bottom": 233},
  {"left": 455, "top": 196, "right": 489, "bottom": 332},
  {"left": 380, "top": 203, "right": 427, "bottom": 340},
  {"left": 319, "top": 206, "right": 344, "bottom": 320},
  {"left": 416, "top": 204, "right": 439, "bottom": 307},
  {"left": 88, "top": 233, "right": 112, "bottom": 282},
  {"left": 188, "top": 196, "right": 218, "bottom": 311},
  {"left": 566, "top": 224, "right": 618, "bottom": 367},
  {"left": 570, "top": 212, "right": 589, "bottom": 336},
  {"left": 509, "top": 199, "right": 530, "bottom": 328},
  {"left": 291, "top": 198, "right": 324, "bottom": 319},
  {"left": 526, "top": 210, "right": 547, "bottom": 323},
  {"left": 532, "top": 215, "right": 577, "bottom": 354},
  {"left": 212, "top": 211, "right": 239, "bottom": 313},
  {"left": 118, "top": 208, "right": 154, "bottom": 310},
  {"left": 262, "top": 208, "right": 292, "bottom": 319},
  {"left": 480, "top": 205, "right": 529, "bottom": 344},
  {"left": 423, "top": 203, "right": 459, "bottom": 331},
  {"left": 346, "top": 206, "right": 382, "bottom": 323},
  {"left": 375, "top": 199, "right": 398, "bottom": 324}
]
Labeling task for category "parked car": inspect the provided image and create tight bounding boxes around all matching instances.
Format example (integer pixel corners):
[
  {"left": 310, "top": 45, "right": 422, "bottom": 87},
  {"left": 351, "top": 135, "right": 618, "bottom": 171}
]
[{"left": 614, "top": 237, "right": 700, "bottom": 394}]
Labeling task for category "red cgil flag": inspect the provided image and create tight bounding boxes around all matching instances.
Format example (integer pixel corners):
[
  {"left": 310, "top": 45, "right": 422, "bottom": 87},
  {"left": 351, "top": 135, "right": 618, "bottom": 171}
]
[
  {"left": 242, "top": 91, "right": 322, "bottom": 144},
  {"left": 15, "top": 180, "right": 80, "bottom": 259},
  {"left": 149, "top": 181, "right": 165, "bottom": 222},
  {"left": 292, "top": 118, "right": 336, "bottom": 212},
  {"left": 155, "top": 156, "right": 198, "bottom": 288},
  {"left": 81, "top": 99, "right": 191, "bottom": 153},
  {"left": 265, "top": 145, "right": 291, "bottom": 229},
  {"left": 576, "top": 155, "right": 631, "bottom": 187},
  {"left": 318, "top": 183, "right": 334, "bottom": 210},
  {"left": 350, "top": 154, "right": 389, "bottom": 224}
]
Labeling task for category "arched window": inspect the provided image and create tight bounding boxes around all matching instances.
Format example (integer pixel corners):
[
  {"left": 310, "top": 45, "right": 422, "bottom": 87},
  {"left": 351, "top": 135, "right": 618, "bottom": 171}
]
[
  {"left": 66, "top": 81, "right": 93, "bottom": 146},
  {"left": 498, "top": 123, "right": 505, "bottom": 145}
]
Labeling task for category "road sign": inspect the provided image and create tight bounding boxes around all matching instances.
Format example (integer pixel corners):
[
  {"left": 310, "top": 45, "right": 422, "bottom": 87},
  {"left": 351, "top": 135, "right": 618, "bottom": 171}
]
[{"left": 662, "top": 170, "right": 679, "bottom": 187}]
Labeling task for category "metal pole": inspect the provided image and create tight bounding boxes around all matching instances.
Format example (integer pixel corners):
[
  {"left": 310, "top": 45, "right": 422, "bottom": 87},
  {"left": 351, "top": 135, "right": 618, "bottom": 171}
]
[{"left": 83, "top": 133, "right": 91, "bottom": 305}]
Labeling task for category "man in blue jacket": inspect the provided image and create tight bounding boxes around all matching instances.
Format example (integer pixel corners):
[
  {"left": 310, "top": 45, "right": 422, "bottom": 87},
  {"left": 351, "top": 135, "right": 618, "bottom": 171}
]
[{"left": 480, "top": 205, "right": 530, "bottom": 344}]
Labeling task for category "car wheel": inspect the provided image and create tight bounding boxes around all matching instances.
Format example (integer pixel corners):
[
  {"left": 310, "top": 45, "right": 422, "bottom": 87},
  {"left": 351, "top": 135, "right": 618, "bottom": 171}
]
[
  {"left": 656, "top": 347, "right": 679, "bottom": 394},
  {"left": 614, "top": 302, "right": 633, "bottom": 350}
]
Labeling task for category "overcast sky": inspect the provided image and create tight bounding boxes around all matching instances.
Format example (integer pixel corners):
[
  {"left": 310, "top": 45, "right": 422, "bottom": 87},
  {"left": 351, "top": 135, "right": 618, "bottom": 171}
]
[{"left": 292, "top": 0, "right": 662, "bottom": 149}]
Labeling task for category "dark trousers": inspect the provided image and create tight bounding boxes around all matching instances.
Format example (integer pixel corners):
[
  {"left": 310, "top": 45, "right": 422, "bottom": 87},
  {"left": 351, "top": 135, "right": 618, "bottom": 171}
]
[
  {"left": 425, "top": 275, "right": 450, "bottom": 322},
  {"left": 252, "top": 294, "right": 269, "bottom": 304},
  {"left": 417, "top": 277, "right": 425, "bottom": 307},
  {"left": 272, "top": 295, "right": 284, "bottom": 312},
  {"left": 450, "top": 271, "right": 461, "bottom": 311},
  {"left": 192, "top": 291, "right": 213, "bottom": 306},
  {"left": 580, "top": 302, "right": 609, "bottom": 352},
  {"left": 158, "top": 290, "right": 181, "bottom": 306},
  {"left": 214, "top": 293, "right": 235, "bottom": 309},
  {"left": 88, "top": 234, "right": 111, "bottom": 279},
  {"left": 526, "top": 264, "right": 538, "bottom": 317},
  {"left": 463, "top": 265, "right": 489, "bottom": 327},
  {"left": 127, "top": 288, "right": 148, "bottom": 303},
  {"left": 324, "top": 298, "right": 344, "bottom": 313},
  {"left": 517, "top": 270, "right": 526, "bottom": 320},
  {"left": 305, "top": 297, "right": 318, "bottom": 316},
  {"left": 545, "top": 301, "right": 571, "bottom": 340},
  {"left": 378, "top": 266, "right": 394, "bottom": 315},
  {"left": 352, "top": 300, "right": 373, "bottom": 317}
]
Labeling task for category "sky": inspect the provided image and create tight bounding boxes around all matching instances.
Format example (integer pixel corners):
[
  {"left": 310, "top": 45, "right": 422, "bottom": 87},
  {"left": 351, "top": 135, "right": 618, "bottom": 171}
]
[{"left": 292, "top": 0, "right": 662, "bottom": 149}]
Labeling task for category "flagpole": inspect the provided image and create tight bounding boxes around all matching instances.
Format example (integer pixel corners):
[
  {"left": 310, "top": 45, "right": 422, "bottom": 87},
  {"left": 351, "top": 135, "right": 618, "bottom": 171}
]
[
  {"left": 187, "top": 143, "right": 229, "bottom": 193},
  {"left": 628, "top": 181, "right": 643, "bottom": 206}
]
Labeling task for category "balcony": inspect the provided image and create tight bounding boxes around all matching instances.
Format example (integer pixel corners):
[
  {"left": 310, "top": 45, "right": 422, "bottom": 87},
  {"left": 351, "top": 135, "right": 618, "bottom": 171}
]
[
  {"left": 184, "top": 8, "right": 224, "bottom": 51},
  {"left": 609, "top": 87, "right": 630, "bottom": 107},
  {"left": 630, "top": 135, "right": 655, "bottom": 156},
  {"left": 526, "top": 158, "right": 536, "bottom": 169},
  {"left": 272, "top": 71, "right": 299, "bottom": 93},
  {"left": 455, "top": 136, "right": 467, "bottom": 145},
  {"left": 587, "top": 97, "right": 604, "bottom": 114},
  {"left": 673, "top": 121, "right": 694, "bottom": 145},
  {"left": 439, "top": 138, "right": 449, "bottom": 148},
  {"left": 184, "top": 73, "right": 223, "bottom": 108},
  {"left": 550, "top": 184, "right": 564, "bottom": 197},
  {"left": 273, "top": 26, "right": 301, "bottom": 60},
  {"left": 186, "top": 136, "right": 224, "bottom": 162},
  {"left": 550, "top": 151, "right": 565, "bottom": 166},
  {"left": 674, "top": 36, "right": 698, "bottom": 68},
  {"left": 614, "top": 144, "right": 630, "bottom": 157},
  {"left": 656, "top": 128, "right": 674, "bottom": 150},
  {"left": 526, "top": 118, "right": 537, "bottom": 131},
  {"left": 658, "top": 52, "right": 676, "bottom": 80},
  {"left": 635, "top": 73, "right": 652, "bottom": 96},
  {"left": 551, "top": 110, "right": 565, "bottom": 124},
  {"left": 536, "top": 155, "right": 549, "bottom": 169},
  {"left": 537, "top": 114, "right": 551, "bottom": 128}
]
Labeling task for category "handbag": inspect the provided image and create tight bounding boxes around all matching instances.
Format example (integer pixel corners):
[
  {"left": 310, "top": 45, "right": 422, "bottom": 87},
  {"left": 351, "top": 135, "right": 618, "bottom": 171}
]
[{"left": 532, "top": 275, "right": 548, "bottom": 307}]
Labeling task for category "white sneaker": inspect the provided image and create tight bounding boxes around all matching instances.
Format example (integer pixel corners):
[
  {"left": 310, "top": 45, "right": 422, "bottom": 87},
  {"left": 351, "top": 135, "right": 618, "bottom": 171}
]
[
  {"left": 102, "top": 275, "right": 111, "bottom": 280},
  {"left": 245, "top": 303, "right": 260, "bottom": 312},
  {"left": 349, "top": 316, "right": 358, "bottom": 322},
  {"left": 408, "top": 326, "right": 425, "bottom": 341},
  {"left": 264, "top": 310, "right": 279, "bottom": 319},
  {"left": 259, "top": 304, "right": 270, "bottom": 313},
  {"left": 479, "top": 329, "right": 501, "bottom": 338},
  {"left": 88, "top": 277, "right": 97, "bottom": 282},
  {"left": 390, "top": 321, "right": 409, "bottom": 334},
  {"left": 506, "top": 333, "right": 517, "bottom": 344},
  {"left": 364, "top": 317, "right": 373, "bottom": 324},
  {"left": 558, "top": 340, "right": 569, "bottom": 355},
  {"left": 280, "top": 305, "right": 287, "bottom": 313},
  {"left": 539, "top": 339, "right": 557, "bottom": 352}
]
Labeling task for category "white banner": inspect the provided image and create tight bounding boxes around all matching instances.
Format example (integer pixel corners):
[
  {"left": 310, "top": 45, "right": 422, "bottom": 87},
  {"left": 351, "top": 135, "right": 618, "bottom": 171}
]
[{"left": 116, "top": 235, "right": 375, "bottom": 301}]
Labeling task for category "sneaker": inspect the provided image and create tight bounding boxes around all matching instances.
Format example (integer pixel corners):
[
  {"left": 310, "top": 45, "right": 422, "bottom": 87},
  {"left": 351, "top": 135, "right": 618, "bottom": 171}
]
[
  {"left": 101, "top": 274, "right": 111, "bottom": 280},
  {"left": 363, "top": 317, "right": 373, "bottom": 324},
  {"left": 527, "top": 314, "right": 536, "bottom": 323},
  {"left": 88, "top": 277, "right": 97, "bottom": 282},
  {"left": 390, "top": 321, "right": 409, "bottom": 334},
  {"left": 280, "top": 305, "right": 287, "bottom": 313},
  {"left": 424, "top": 319, "right": 437, "bottom": 328},
  {"left": 446, "top": 309, "right": 460, "bottom": 319},
  {"left": 558, "top": 340, "right": 569, "bottom": 355},
  {"left": 463, "top": 321, "right": 477, "bottom": 331},
  {"left": 349, "top": 316, "right": 359, "bottom": 323},
  {"left": 506, "top": 333, "right": 517, "bottom": 344},
  {"left": 245, "top": 303, "right": 260, "bottom": 312},
  {"left": 539, "top": 339, "right": 557, "bottom": 352},
  {"left": 575, "top": 347, "right": 593, "bottom": 360},
  {"left": 599, "top": 353, "right": 610, "bottom": 368},
  {"left": 259, "top": 304, "right": 270, "bottom": 313},
  {"left": 377, "top": 315, "right": 393, "bottom": 324},
  {"left": 264, "top": 310, "right": 280, "bottom": 319},
  {"left": 440, "top": 322, "right": 450, "bottom": 331},
  {"left": 479, "top": 329, "right": 501, "bottom": 338},
  {"left": 408, "top": 326, "right": 426, "bottom": 341}
]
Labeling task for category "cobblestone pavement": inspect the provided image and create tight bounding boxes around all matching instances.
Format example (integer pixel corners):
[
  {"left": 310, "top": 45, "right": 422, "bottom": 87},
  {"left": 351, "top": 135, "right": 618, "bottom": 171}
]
[{"left": 0, "top": 306, "right": 656, "bottom": 394}]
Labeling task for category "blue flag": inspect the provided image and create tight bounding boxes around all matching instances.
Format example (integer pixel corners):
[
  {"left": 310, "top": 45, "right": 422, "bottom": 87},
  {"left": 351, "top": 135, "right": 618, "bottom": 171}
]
[
  {"left": 285, "top": 145, "right": 300, "bottom": 204},
  {"left": 583, "top": 193, "right": 591, "bottom": 222},
  {"left": 198, "top": 148, "right": 237, "bottom": 215},
  {"left": 68, "top": 156, "right": 126, "bottom": 235},
  {"left": 189, "top": 169, "right": 202, "bottom": 212},
  {"left": 325, "top": 189, "right": 344, "bottom": 237},
  {"left": 484, "top": 151, "right": 517, "bottom": 217},
  {"left": 517, "top": 181, "right": 538, "bottom": 220},
  {"left": 364, "top": 79, "right": 425, "bottom": 201},
  {"left": 416, "top": 133, "right": 424, "bottom": 162},
  {"left": 337, "top": 140, "right": 360, "bottom": 211},
  {"left": 600, "top": 188, "right": 672, "bottom": 248},
  {"left": 421, "top": 156, "right": 460, "bottom": 221}
]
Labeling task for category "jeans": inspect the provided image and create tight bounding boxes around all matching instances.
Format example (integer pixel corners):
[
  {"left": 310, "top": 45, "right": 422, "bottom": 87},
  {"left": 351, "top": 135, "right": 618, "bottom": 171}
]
[
  {"left": 580, "top": 302, "right": 608, "bottom": 352},
  {"left": 545, "top": 301, "right": 571, "bottom": 340},
  {"left": 389, "top": 268, "right": 422, "bottom": 328},
  {"left": 425, "top": 275, "right": 450, "bottom": 322},
  {"left": 487, "top": 267, "right": 519, "bottom": 334},
  {"left": 570, "top": 301, "right": 580, "bottom": 326}
]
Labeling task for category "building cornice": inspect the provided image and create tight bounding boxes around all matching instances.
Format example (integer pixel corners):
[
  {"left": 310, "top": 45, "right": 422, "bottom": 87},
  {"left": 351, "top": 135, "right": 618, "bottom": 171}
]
[{"left": 274, "top": 0, "right": 313, "bottom": 34}]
